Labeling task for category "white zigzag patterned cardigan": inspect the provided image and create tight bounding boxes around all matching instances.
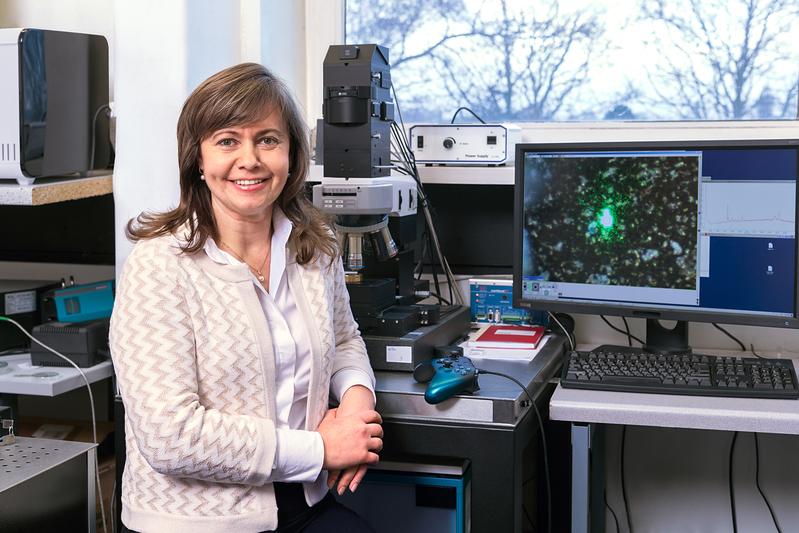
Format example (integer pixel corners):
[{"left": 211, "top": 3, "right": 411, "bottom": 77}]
[{"left": 110, "top": 233, "right": 375, "bottom": 533}]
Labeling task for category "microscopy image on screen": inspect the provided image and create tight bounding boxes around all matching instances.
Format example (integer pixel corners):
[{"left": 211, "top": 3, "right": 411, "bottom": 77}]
[{"left": 523, "top": 154, "right": 699, "bottom": 290}]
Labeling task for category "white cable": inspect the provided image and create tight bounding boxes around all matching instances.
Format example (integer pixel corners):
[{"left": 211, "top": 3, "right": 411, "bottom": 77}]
[
  {"left": 0, "top": 316, "right": 108, "bottom": 533},
  {"left": 110, "top": 480, "right": 117, "bottom": 533},
  {"left": 547, "top": 311, "right": 575, "bottom": 351}
]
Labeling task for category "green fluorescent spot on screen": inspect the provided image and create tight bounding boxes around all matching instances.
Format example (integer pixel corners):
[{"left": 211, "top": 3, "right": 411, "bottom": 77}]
[{"left": 599, "top": 207, "right": 614, "bottom": 228}]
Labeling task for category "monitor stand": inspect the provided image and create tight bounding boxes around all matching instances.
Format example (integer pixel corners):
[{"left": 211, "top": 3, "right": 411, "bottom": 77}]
[{"left": 642, "top": 319, "right": 691, "bottom": 355}]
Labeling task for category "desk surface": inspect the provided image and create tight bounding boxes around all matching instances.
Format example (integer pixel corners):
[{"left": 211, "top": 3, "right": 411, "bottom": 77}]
[
  {"left": 550, "top": 352, "right": 799, "bottom": 435},
  {"left": 0, "top": 353, "right": 113, "bottom": 396}
]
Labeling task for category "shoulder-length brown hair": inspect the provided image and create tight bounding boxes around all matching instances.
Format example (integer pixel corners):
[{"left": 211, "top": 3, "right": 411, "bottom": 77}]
[{"left": 126, "top": 62, "right": 336, "bottom": 265}]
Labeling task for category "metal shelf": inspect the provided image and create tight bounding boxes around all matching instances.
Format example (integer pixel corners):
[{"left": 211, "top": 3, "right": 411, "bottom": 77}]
[
  {"left": 0, "top": 353, "right": 113, "bottom": 397},
  {"left": 307, "top": 164, "right": 513, "bottom": 185}
]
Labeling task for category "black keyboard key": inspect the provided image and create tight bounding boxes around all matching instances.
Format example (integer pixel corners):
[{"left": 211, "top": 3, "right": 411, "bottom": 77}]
[{"left": 602, "top": 375, "right": 662, "bottom": 384}]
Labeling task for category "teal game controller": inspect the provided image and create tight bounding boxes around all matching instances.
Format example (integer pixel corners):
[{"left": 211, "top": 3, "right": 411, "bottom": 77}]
[{"left": 413, "top": 348, "right": 479, "bottom": 404}]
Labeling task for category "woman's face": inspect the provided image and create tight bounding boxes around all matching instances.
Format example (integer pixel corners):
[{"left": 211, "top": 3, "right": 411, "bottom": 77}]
[{"left": 198, "top": 111, "right": 290, "bottom": 224}]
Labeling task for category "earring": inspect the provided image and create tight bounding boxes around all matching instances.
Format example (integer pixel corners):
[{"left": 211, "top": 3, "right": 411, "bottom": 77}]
[{"left": 199, "top": 172, "right": 206, "bottom": 181}]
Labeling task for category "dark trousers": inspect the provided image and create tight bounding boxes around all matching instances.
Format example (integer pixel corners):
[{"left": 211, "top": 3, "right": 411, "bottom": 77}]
[
  {"left": 267, "top": 482, "right": 375, "bottom": 533},
  {"left": 120, "top": 483, "right": 374, "bottom": 533}
]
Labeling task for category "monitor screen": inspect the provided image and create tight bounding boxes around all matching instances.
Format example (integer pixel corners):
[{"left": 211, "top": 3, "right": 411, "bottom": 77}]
[{"left": 513, "top": 139, "right": 799, "bottom": 330}]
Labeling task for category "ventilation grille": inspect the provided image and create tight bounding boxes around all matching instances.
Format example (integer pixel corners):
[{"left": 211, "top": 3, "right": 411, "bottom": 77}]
[
  {"left": 1, "top": 142, "right": 18, "bottom": 162},
  {"left": 0, "top": 442, "right": 57, "bottom": 473}
]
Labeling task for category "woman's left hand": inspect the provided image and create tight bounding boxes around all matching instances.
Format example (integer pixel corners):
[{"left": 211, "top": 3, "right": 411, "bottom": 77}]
[{"left": 327, "top": 385, "right": 378, "bottom": 495}]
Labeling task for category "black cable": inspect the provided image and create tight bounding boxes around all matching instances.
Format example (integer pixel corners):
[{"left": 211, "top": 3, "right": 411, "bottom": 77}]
[
  {"left": 427, "top": 229, "right": 443, "bottom": 305},
  {"left": 390, "top": 121, "right": 420, "bottom": 181},
  {"left": 600, "top": 315, "right": 645, "bottom": 346},
  {"left": 605, "top": 489, "right": 620, "bottom": 533},
  {"left": 621, "top": 425, "right": 633, "bottom": 533},
  {"left": 428, "top": 291, "right": 452, "bottom": 306},
  {"left": 390, "top": 106, "right": 462, "bottom": 306},
  {"left": 754, "top": 433, "right": 783, "bottom": 533},
  {"left": 547, "top": 311, "right": 575, "bottom": 352},
  {"left": 89, "top": 103, "right": 111, "bottom": 170},
  {"left": 522, "top": 504, "right": 535, "bottom": 530},
  {"left": 414, "top": 230, "right": 429, "bottom": 279},
  {"left": 391, "top": 122, "right": 458, "bottom": 304},
  {"left": 621, "top": 317, "right": 632, "bottom": 347},
  {"left": 447, "top": 268, "right": 454, "bottom": 306},
  {"left": 478, "top": 369, "right": 551, "bottom": 533},
  {"left": 390, "top": 83, "right": 408, "bottom": 140},
  {"left": 390, "top": 124, "right": 412, "bottom": 168},
  {"left": 712, "top": 323, "right": 746, "bottom": 351},
  {"left": 750, "top": 344, "right": 768, "bottom": 359},
  {"left": 450, "top": 106, "right": 486, "bottom": 124},
  {"left": 729, "top": 431, "right": 739, "bottom": 533}
]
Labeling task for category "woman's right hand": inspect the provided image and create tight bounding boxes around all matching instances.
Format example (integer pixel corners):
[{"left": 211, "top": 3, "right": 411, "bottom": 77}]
[{"left": 317, "top": 408, "right": 383, "bottom": 470}]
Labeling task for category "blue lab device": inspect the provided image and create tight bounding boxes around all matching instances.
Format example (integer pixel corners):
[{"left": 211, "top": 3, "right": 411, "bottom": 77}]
[
  {"left": 469, "top": 279, "right": 545, "bottom": 325},
  {"left": 53, "top": 281, "right": 115, "bottom": 322}
]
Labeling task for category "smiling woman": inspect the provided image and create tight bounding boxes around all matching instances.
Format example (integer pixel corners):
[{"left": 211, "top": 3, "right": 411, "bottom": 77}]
[
  {"left": 111, "top": 63, "right": 381, "bottom": 533},
  {"left": 199, "top": 115, "right": 290, "bottom": 238},
  {"left": 126, "top": 63, "right": 335, "bottom": 264}
]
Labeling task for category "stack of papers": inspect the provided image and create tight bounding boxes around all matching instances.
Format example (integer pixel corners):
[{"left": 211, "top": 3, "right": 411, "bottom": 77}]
[{"left": 462, "top": 324, "right": 548, "bottom": 361}]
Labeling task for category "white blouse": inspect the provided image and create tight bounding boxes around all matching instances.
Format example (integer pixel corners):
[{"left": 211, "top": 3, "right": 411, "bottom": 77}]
[{"left": 204, "top": 207, "right": 373, "bottom": 483}]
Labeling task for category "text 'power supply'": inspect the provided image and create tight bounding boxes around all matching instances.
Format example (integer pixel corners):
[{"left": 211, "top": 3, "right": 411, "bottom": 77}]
[{"left": 409, "top": 124, "right": 520, "bottom": 165}]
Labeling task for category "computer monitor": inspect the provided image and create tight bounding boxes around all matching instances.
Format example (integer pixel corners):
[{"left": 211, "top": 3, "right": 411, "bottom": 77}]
[{"left": 512, "top": 139, "right": 799, "bottom": 353}]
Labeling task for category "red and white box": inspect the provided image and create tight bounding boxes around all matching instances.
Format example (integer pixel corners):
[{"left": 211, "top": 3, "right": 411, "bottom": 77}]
[{"left": 462, "top": 324, "right": 548, "bottom": 361}]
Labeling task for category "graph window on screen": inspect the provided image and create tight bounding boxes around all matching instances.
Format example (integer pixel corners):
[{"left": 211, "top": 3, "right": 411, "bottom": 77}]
[{"left": 518, "top": 143, "right": 798, "bottom": 325}]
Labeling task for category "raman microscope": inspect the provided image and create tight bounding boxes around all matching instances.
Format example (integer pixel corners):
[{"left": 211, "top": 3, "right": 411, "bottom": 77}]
[{"left": 313, "top": 44, "right": 470, "bottom": 372}]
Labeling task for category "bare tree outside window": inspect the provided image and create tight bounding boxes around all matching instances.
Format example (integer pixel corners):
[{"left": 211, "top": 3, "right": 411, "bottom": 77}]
[
  {"left": 346, "top": 0, "right": 799, "bottom": 122},
  {"left": 639, "top": 0, "right": 799, "bottom": 119},
  {"left": 347, "top": 0, "right": 611, "bottom": 121},
  {"left": 346, "top": 0, "right": 472, "bottom": 70},
  {"left": 346, "top": 0, "right": 477, "bottom": 121},
  {"left": 428, "top": 1, "right": 608, "bottom": 121}
]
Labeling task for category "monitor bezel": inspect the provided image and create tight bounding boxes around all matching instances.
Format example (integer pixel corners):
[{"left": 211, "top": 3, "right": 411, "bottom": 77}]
[{"left": 512, "top": 138, "right": 799, "bottom": 329}]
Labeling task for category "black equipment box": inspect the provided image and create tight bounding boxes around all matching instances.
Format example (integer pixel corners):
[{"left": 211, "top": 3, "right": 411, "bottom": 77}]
[
  {"left": 0, "top": 280, "right": 60, "bottom": 352},
  {"left": 348, "top": 278, "right": 397, "bottom": 317},
  {"left": 30, "top": 318, "right": 109, "bottom": 368},
  {"left": 365, "top": 305, "right": 471, "bottom": 372}
]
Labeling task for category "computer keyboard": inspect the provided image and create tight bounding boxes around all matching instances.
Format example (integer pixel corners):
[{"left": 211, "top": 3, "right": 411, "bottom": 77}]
[{"left": 561, "top": 346, "right": 799, "bottom": 399}]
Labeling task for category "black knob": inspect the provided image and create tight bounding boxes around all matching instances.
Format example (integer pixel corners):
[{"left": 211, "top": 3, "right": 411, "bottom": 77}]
[{"left": 443, "top": 137, "right": 455, "bottom": 149}]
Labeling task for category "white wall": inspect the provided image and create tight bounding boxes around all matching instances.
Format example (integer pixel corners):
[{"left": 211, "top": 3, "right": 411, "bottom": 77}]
[
  {"left": 0, "top": 0, "right": 115, "bottom": 93},
  {"left": 112, "top": 0, "right": 236, "bottom": 268}
]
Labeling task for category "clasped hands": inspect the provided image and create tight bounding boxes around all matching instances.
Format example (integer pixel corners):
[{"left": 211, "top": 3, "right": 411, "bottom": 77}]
[{"left": 316, "top": 385, "right": 383, "bottom": 495}]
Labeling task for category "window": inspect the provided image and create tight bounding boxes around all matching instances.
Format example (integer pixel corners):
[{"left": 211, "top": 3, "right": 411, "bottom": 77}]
[{"left": 346, "top": 0, "right": 799, "bottom": 123}]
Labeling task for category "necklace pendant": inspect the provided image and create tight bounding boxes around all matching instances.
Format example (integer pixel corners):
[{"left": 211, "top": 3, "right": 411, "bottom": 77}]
[{"left": 257, "top": 273, "right": 265, "bottom": 282}]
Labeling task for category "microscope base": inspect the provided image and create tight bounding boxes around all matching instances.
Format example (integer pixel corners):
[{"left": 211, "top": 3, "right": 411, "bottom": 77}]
[{"left": 364, "top": 306, "right": 471, "bottom": 372}]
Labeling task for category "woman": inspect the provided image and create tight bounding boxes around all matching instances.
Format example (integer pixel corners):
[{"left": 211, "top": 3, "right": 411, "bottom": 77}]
[{"left": 110, "top": 62, "right": 382, "bottom": 533}]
